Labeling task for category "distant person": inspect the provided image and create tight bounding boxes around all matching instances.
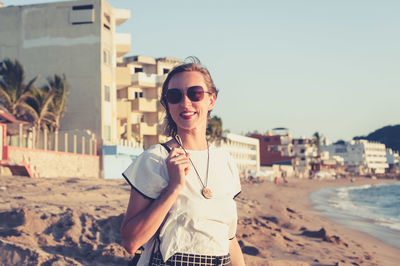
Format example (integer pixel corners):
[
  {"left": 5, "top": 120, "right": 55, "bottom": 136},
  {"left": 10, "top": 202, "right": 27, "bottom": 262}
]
[
  {"left": 121, "top": 57, "right": 246, "bottom": 265},
  {"left": 281, "top": 171, "right": 288, "bottom": 183}
]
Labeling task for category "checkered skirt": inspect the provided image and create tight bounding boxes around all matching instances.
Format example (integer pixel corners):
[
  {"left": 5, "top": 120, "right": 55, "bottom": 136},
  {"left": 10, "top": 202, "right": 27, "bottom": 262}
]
[{"left": 149, "top": 249, "right": 231, "bottom": 266}]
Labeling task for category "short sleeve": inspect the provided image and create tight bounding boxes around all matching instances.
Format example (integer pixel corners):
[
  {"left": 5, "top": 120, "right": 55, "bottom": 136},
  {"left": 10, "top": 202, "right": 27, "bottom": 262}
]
[
  {"left": 122, "top": 146, "right": 169, "bottom": 200},
  {"left": 227, "top": 154, "right": 241, "bottom": 199}
]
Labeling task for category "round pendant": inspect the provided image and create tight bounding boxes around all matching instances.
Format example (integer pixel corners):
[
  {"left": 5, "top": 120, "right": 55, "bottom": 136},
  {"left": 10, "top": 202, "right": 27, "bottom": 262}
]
[{"left": 202, "top": 187, "right": 213, "bottom": 199}]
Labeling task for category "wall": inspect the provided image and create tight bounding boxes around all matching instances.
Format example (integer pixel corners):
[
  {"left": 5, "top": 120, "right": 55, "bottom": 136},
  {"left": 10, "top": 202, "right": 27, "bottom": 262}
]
[
  {"left": 7, "top": 146, "right": 100, "bottom": 178},
  {"left": 102, "top": 145, "right": 143, "bottom": 179}
]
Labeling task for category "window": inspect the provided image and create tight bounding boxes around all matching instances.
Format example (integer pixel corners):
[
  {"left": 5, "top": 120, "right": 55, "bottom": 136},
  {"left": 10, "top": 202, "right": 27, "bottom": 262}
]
[
  {"left": 104, "top": 125, "right": 111, "bottom": 141},
  {"left": 104, "top": 13, "right": 111, "bottom": 23},
  {"left": 135, "top": 67, "right": 143, "bottom": 73},
  {"left": 104, "top": 85, "right": 110, "bottom": 102},
  {"left": 274, "top": 137, "right": 280, "bottom": 142},
  {"left": 140, "top": 115, "right": 145, "bottom": 122},
  {"left": 264, "top": 137, "right": 270, "bottom": 142},
  {"left": 103, "top": 49, "right": 112, "bottom": 65},
  {"left": 70, "top": 5, "right": 94, "bottom": 24},
  {"left": 73, "top": 5, "right": 93, "bottom": 10},
  {"left": 163, "top": 68, "right": 169, "bottom": 74},
  {"left": 134, "top": 92, "right": 143, "bottom": 98},
  {"left": 301, "top": 149, "right": 305, "bottom": 154},
  {"left": 103, "top": 24, "right": 110, "bottom": 30}
]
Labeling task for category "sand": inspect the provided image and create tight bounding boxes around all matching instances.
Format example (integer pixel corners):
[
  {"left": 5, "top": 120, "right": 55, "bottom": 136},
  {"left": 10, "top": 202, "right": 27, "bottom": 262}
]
[{"left": 0, "top": 175, "right": 399, "bottom": 266}]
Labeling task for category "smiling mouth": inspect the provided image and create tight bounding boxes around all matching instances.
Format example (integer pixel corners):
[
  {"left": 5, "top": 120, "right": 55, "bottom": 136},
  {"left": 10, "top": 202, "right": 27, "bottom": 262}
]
[{"left": 180, "top": 111, "right": 196, "bottom": 119}]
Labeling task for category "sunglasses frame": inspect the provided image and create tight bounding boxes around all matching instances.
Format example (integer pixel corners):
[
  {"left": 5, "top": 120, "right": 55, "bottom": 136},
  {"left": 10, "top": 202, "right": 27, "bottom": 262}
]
[{"left": 165, "top": 86, "right": 213, "bottom": 104}]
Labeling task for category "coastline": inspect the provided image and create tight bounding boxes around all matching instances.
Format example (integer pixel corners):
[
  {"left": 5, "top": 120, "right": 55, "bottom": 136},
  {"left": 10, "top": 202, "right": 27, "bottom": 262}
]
[
  {"left": 1, "top": 175, "right": 399, "bottom": 265},
  {"left": 237, "top": 176, "right": 400, "bottom": 266}
]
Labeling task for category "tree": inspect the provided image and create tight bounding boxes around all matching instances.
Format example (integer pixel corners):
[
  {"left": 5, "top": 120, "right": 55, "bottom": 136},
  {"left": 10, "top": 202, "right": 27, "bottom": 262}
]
[
  {"left": 312, "top": 131, "right": 323, "bottom": 158},
  {"left": 0, "top": 58, "right": 38, "bottom": 118},
  {"left": 23, "top": 86, "right": 56, "bottom": 131},
  {"left": 206, "top": 115, "right": 223, "bottom": 143},
  {"left": 45, "top": 74, "right": 67, "bottom": 131}
]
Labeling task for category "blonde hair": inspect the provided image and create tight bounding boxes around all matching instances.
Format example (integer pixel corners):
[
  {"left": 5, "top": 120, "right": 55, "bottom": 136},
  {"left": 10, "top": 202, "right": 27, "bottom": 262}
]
[{"left": 160, "top": 57, "right": 218, "bottom": 137}]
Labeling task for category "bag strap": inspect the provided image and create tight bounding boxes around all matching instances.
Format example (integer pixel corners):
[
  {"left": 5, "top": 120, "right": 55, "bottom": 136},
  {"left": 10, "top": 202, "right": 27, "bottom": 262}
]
[
  {"left": 149, "top": 143, "right": 172, "bottom": 263},
  {"left": 160, "top": 143, "right": 171, "bottom": 153}
]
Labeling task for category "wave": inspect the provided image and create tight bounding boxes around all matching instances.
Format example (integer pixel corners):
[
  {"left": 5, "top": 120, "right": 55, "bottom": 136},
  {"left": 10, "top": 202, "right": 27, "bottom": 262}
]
[{"left": 311, "top": 182, "right": 400, "bottom": 248}]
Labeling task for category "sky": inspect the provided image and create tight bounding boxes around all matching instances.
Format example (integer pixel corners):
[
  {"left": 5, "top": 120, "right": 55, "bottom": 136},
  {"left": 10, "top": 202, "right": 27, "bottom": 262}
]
[{"left": 3, "top": 0, "right": 400, "bottom": 142}]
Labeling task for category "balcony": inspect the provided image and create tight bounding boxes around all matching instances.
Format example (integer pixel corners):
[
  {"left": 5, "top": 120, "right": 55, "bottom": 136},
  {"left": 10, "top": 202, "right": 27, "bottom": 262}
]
[
  {"left": 115, "top": 33, "right": 131, "bottom": 57},
  {"left": 132, "top": 123, "right": 157, "bottom": 136},
  {"left": 131, "top": 73, "right": 157, "bottom": 87},
  {"left": 117, "top": 101, "right": 131, "bottom": 117},
  {"left": 131, "top": 98, "right": 157, "bottom": 112},
  {"left": 116, "top": 66, "right": 130, "bottom": 89},
  {"left": 156, "top": 74, "right": 167, "bottom": 85},
  {"left": 115, "top": 9, "right": 130, "bottom": 26}
]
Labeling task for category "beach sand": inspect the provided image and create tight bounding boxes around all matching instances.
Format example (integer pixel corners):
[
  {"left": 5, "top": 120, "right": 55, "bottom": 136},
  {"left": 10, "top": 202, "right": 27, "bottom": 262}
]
[{"left": 0, "top": 175, "right": 399, "bottom": 266}]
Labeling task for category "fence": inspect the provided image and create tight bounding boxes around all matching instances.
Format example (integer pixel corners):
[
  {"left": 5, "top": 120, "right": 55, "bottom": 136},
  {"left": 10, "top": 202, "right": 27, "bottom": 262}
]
[{"left": 7, "top": 124, "right": 97, "bottom": 156}]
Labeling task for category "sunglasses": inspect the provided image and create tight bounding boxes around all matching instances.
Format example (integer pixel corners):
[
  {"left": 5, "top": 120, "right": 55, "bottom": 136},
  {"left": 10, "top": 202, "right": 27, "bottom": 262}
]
[{"left": 165, "top": 86, "right": 212, "bottom": 104}]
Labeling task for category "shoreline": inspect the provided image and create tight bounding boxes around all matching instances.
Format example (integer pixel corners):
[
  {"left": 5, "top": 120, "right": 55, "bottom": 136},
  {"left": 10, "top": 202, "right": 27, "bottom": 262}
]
[
  {"left": 0, "top": 175, "right": 399, "bottom": 265},
  {"left": 310, "top": 181, "right": 400, "bottom": 250},
  {"left": 237, "top": 177, "right": 400, "bottom": 266}
]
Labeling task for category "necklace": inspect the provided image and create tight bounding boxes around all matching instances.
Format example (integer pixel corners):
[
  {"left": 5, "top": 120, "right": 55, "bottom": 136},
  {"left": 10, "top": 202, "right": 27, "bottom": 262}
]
[{"left": 174, "top": 135, "right": 212, "bottom": 199}]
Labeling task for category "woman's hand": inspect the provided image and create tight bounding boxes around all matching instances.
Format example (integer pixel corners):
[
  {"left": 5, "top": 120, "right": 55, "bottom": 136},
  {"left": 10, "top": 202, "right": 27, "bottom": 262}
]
[{"left": 165, "top": 147, "right": 190, "bottom": 190}]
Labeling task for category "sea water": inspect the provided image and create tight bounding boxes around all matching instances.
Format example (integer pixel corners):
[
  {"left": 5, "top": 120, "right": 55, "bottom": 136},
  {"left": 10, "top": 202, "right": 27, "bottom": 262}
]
[{"left": 311, "top": 181, "right": 400, "bottom": 248}]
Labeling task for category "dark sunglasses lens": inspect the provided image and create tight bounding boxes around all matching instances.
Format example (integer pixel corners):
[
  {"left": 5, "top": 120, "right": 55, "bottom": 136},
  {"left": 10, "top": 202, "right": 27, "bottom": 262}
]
[
  {"left": 166, "top": 89, "right": 183, "bottom": 104},
  {"left": 187, "top": 86, "right": 205, "bottom": 102}
]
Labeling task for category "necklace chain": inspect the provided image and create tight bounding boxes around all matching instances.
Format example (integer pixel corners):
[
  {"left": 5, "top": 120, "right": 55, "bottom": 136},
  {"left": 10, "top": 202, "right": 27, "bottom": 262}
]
[{"left": 174, "top": 135, "right": 209, "bottom": 189}]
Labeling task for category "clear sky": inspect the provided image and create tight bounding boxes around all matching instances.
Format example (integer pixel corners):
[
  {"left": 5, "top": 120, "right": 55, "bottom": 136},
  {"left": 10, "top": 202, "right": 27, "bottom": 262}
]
[{"left": 3, "top": 0, "right": 400, "bottom": 142}]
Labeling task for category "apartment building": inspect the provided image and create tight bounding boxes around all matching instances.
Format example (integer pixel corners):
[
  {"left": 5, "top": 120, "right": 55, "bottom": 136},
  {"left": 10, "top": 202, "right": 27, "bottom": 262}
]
[
  {"left": 322, "top": 140, "right": 389, "bottom": 174},
  {"left": 0, "top": 0, "right": 130, "bottom": 146},
  {"left": 291, "top": 138, "right": 318, "bottom": 177},
  {"left": 218, "top": 133, "right": 260, "bottom": 174},
  {"left": 250, "top": 128, "right": 292, "bottom": 166},
  {"left": 116, "top": 55, "right": 182, "bottom": 149}
]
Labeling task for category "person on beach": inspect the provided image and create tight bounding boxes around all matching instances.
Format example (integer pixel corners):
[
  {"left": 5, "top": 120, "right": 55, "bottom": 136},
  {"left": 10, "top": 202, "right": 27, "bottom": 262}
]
[{"left": 121, "top": 57, "right": 246, "bottom": 266}]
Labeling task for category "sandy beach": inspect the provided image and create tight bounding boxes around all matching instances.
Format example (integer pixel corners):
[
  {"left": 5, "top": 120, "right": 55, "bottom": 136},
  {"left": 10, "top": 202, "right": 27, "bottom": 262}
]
[{"left": 0, "top": 175, "right": 399, "bottom": 266}]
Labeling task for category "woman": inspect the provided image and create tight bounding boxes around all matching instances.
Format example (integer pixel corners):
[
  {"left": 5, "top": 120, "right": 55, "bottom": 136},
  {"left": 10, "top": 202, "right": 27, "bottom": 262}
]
[{"left": 121, "top": 58, "right": 246, "bottom": 266}]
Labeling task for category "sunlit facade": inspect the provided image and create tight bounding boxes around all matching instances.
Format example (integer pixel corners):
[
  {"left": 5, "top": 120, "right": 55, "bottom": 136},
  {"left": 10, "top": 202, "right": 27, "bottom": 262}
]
[
  {"left": 0, "top": 0, "right": 130, "bottom": 145},
  {"left": 116, "top": 56, "right": 182, "bottom": 149}
]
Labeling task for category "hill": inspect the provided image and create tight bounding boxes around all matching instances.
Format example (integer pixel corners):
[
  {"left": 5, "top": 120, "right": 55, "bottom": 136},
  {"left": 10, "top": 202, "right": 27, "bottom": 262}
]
[{"left": 353, "top": 125, "right": 400, "bottom": 152}]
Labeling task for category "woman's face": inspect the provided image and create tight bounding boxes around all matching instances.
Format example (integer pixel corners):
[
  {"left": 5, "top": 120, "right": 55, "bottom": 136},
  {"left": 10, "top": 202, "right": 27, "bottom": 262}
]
[{"left": 167, "top": 71, "right": 215, "bottom": 135}]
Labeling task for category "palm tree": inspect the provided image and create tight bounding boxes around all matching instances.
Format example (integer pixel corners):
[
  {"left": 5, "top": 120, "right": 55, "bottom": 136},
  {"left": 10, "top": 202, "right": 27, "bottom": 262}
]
[
  {"left": 312, "top": 131, "right": 323, "bottom": 159},
  {"left": 23, "top": 86, "right": 56, "bottom": 131},
  {"left": 45, "top": 74, "right": 67, "bottom": 131},
  {"left": 0, "top": 58, "right": 38, "bottom": 118},
  {"left": 207, "top": 115, "right": 223, "bottom": 143}
]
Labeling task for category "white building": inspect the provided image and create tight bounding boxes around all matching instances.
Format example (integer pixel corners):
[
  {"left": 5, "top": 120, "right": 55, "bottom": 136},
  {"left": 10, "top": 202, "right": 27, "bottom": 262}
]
[
  {"left": 291, "top": 138, "right": 317, "bottom": 177},
  {"left": 386, "top": 148, "right": 400, "bottom": 168},
  {"left": 218, "top": 133, "right": 260, "bottom": 175},
  {"left": 322, "top": 140, "right": 389, "bottom": 174}
]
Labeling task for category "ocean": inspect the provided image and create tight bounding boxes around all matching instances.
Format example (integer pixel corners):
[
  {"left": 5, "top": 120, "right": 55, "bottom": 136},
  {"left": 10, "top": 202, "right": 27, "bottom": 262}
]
[{"left": 311, "top": 181, "right": 400, "bottom": 249}]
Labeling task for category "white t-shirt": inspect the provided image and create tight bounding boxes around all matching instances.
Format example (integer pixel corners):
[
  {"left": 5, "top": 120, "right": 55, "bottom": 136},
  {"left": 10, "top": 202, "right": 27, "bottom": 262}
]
[{"left": 122, "top": 144, "right": 241, "bottom": 264}]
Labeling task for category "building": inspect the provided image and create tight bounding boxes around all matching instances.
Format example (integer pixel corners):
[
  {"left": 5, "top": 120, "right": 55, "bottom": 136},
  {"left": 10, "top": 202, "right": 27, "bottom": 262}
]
[
  {"left": 116, "top": 55, "right": 182, "bottom": 149},
  {"left": 218, "top": 133, "right": 260, "bottom": 175},
  {"left": 386, "top": 148, "right": 399, "bottom": 173},
  {"left": 250, "top": 128, "right": 292, "bottom": 166},
  {"left": 291, "top": 137, "right": 318, "bottom": 177},
  {"left": 0, "top": 0, "right": 131, "bottom": 146},
  {"left": 322, "top": 140, "right": 389, "bottom": 174}
]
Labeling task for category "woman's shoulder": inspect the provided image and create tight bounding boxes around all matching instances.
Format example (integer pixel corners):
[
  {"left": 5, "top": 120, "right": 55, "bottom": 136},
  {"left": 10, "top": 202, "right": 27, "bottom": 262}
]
[{"left": 143, "top": 143, "right": 170, "bottom": 157}]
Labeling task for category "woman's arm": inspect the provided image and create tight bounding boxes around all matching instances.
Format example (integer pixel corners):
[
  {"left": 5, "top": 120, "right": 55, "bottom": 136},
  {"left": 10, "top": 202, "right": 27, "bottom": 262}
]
[
  {"left": 229, "top": 237, "right": 246, "bottom": 266},
  {"left": 120, "top": 185, "right": 181, "bottom": 254},
  {"left": 120, "top": 147, "right": 189, "bottom": 254}
]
